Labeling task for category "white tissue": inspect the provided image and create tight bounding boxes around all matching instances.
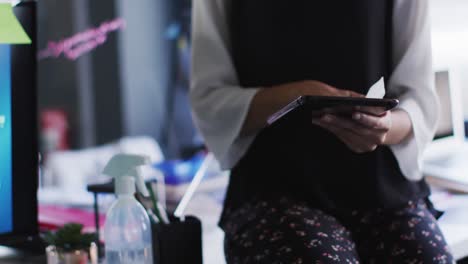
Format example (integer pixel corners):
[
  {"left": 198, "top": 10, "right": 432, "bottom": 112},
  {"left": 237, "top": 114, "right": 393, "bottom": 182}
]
[{"left": 366, "top": 77, "right": 385, "bottom": 99}]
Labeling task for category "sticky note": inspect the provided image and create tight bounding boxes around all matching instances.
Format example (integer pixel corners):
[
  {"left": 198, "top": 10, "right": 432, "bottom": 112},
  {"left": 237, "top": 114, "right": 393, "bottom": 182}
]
[
  {"left": 0, "top": 3, "right": 31, "bottom": 44},
  {"left": 366, "top": 77, "right": 385, "bottom": 99}
]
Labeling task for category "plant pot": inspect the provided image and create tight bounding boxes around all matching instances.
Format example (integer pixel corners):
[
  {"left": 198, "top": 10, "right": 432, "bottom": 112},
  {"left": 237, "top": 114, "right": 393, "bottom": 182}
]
[{"left": 46, "top": 243, "right": 98, "bottom": 264}]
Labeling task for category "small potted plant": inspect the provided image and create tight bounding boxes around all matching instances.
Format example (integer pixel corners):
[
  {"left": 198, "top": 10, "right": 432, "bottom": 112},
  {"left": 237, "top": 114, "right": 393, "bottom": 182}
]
[{"left": 43, "top": 223, "right": 98, "bottom": 264}]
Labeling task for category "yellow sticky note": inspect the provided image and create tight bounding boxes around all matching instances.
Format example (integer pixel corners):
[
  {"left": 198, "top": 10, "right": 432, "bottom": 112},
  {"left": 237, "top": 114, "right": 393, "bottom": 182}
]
[{"left": 0, "top": 3, "right": 31, "bottom": 44}]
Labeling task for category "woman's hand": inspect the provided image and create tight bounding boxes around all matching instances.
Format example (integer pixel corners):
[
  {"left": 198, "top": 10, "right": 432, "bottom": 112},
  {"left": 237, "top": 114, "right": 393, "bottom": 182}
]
[
  {"left": 274, "top": 80, "right": 364, "bottom": 98},
  {"left": 312, "top": 108, "right": 413, "bottom": 153},
  {"left": 312, "top": 111, "right": 392, "bottom": 153},
  {"left": 241, "top": 80, "right": 362, "bottom": 135}
]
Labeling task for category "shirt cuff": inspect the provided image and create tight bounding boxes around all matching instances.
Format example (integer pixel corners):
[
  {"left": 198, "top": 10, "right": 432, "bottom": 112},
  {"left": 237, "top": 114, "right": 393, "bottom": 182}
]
[
  {"left": 192, "top": 87, "right": 261, "bottom": 170},
  {"left": 389, "top": 98, "right": 427, "bottom": 181}
]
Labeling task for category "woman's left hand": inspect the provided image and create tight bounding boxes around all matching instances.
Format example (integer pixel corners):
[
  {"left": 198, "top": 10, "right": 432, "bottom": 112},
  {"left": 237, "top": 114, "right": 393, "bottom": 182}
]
[{"left": 312, "top": 111, "right": 392, "bottom": 153}]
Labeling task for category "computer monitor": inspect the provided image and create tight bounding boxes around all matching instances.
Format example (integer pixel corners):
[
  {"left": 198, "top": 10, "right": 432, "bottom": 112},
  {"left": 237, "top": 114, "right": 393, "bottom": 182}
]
[
  {"left": 433, "top": 70, "right": 465, "bottom": 141},
  {"left": 434, "top": 71, "right": 455, "bottom": 139},
  {"left": 0, "top": 1, "right": 38, "bottom": 245}
]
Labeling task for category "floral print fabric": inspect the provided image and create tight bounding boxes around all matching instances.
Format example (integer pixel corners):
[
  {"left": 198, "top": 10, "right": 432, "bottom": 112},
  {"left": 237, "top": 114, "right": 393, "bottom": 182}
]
[{"left": 223, "top": 197, "right": 453, "bottom": 264}]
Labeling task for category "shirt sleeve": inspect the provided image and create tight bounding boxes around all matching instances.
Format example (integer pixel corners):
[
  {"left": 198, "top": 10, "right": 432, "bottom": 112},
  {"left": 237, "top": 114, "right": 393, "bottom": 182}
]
[
  {"left": 190, "top": 0, "right": 261, "bottom": 169},
  {"left": 387, "top": 0, "right": 439, "bottom": 181}
]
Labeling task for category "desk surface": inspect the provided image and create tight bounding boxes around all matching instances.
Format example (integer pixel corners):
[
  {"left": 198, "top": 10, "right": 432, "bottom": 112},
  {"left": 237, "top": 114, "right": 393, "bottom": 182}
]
[{"left": 431, "top": 190, "right": 468, "bottom": 260}]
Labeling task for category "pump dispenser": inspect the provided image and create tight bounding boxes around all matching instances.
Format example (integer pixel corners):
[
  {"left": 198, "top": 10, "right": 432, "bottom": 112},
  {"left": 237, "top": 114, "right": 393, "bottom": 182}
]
[{"left": 102, "top": 154, "right": 154, "bottom": 264}]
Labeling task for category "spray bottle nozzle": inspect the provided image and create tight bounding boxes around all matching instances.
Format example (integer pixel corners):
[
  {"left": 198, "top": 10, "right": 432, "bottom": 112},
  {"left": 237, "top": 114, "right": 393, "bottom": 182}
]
[{"left": 102, "top": 154, "right": 151, "bottom": 196}]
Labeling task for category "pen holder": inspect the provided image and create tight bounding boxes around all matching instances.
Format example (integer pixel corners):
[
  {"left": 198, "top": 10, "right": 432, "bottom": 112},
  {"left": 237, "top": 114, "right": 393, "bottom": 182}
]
[{"left": 151, "top": 215, "right": 203, "bottom": 264}]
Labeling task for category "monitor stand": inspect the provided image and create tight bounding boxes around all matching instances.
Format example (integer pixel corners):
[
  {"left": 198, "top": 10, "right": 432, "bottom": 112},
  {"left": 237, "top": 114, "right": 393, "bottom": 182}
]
[{"left": 0, "top": 236, "right": 46, "bottom": 264}]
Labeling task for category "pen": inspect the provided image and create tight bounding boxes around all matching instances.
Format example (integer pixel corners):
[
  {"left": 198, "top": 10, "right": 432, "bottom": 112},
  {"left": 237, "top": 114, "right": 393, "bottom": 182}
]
[
  {"left": 146, "top": 182, "right": 169, "bottom": 224},
  {"left": 147, "top": 209, "right": 160, "bottom": 224}
]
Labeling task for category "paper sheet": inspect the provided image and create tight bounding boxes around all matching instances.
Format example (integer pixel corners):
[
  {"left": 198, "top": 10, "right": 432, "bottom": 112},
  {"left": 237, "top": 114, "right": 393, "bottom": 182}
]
[
  {"left": 366, "top": 77, "right": 385, "bottom": 99},
  {"left": 0, "top": 3, "right": 31, "bottom": 44}
]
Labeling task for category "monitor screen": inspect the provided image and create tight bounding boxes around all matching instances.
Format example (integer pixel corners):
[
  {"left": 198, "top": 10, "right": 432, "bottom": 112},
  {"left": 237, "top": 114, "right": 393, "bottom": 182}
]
[
  {"left": 0, "top": 2, "right": 38, "bottom": 243},
  {"left": 0, "top": 45, "right": 13, "bottom": 235},
  {"left": 434, "top": 71, "right": 455, "bottom": 139}
]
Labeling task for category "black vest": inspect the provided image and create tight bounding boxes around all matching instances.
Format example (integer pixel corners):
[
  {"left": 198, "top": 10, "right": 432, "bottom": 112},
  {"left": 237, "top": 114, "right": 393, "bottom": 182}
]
[{"left": 222, "top": 0, "right": 430, "bottom": 222}]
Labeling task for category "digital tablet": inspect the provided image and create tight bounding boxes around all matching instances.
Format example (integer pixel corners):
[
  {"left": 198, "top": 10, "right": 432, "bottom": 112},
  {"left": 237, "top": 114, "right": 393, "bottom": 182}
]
[{"left": 267, "top": 96, "right": 399, "bottom": 125}]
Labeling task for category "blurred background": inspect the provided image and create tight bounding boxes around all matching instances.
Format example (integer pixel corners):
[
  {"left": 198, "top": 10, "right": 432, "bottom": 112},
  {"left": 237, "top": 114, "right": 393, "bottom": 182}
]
[
  {"left": 431, "top": 0, "right": 468, "bottom": 117},
  {"left": 37, "top": 0, "right": 198, "bottom": 159}
]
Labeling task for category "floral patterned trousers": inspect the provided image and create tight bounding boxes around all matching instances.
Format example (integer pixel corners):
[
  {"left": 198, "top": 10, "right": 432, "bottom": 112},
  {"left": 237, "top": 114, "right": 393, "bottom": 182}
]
[{"left": 223, "top": 197, "right": 454, "bottom": 264}]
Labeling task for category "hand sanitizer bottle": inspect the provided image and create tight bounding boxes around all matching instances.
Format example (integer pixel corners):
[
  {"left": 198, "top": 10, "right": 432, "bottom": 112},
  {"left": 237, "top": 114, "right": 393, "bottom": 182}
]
[{"left": 102, "top": 154, "right": 154, "bottom": 264}]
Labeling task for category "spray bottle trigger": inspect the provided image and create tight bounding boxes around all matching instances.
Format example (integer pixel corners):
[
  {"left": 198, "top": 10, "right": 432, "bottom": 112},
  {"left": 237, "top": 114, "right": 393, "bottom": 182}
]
[{"left": 134, "top": 167, "right": 150, "bottom": 197}]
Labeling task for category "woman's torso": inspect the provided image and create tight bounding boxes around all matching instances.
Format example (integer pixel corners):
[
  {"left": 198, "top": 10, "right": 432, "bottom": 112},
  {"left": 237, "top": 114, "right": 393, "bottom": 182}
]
[{"left": 221, "top": 0, "right": 430, "bottom": 223}]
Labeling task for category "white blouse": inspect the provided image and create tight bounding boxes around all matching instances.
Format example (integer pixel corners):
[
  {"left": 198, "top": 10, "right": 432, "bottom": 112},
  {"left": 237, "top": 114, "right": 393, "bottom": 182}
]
[{"left": 190, "top": 0, "right": 439, "bottom": 181}]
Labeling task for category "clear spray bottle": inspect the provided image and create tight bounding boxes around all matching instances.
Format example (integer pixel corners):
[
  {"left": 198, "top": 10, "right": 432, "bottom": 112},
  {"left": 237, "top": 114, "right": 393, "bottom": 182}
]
[{"left": 102, "top": 154, "right": 154, "bottom": 264}]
